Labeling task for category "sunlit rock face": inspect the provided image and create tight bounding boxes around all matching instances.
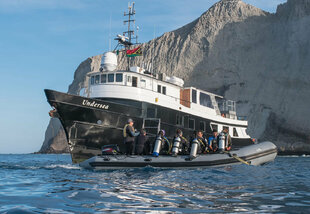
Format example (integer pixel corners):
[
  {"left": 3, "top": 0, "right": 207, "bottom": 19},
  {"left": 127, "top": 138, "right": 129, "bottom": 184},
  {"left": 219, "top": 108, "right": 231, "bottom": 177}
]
[{"left": 40, "top": 0, "right": 310, "bottom": 155}]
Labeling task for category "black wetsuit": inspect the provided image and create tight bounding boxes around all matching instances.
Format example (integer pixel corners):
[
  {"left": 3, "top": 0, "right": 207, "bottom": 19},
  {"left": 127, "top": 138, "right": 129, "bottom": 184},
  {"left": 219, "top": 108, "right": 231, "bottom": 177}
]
[{"left": 135, "top": 134, "right": 149, "bottom": 155}]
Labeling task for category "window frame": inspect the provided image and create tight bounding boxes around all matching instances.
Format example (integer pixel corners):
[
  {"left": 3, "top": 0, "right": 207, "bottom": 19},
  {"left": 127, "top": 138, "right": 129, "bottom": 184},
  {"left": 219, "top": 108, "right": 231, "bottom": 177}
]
[
  {"left": 189, "top": 118, "right": 195, "bottom": 130},
  {"left": 116, "top": 73, "right": 123, "bottom": 82},
  {"left": 108, "top": 73, "right": 115, "bottom": 83},
  {"left": 101, "top": 74, "right": 107, "bottom": 83}
]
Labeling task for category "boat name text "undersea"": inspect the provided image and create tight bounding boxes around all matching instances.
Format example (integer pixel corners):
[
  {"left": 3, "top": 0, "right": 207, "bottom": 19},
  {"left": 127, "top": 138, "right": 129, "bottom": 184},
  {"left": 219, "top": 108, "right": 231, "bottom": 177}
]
[{"left": 82, "top": 100, "right": 109, "bottom": 109}]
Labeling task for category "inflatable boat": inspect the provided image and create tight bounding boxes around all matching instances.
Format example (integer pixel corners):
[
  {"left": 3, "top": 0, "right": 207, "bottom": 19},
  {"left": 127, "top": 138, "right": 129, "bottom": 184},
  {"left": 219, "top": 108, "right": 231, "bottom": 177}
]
[{"left": 79, "top": 141, "right": 277, "bottom": 170}]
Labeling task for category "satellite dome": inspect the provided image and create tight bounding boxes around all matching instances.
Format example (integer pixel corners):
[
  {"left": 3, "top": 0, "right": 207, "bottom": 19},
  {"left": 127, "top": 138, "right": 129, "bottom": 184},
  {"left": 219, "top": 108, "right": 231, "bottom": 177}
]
[{"left": 101, "top": 52, "right": 117, "bottom": 72}]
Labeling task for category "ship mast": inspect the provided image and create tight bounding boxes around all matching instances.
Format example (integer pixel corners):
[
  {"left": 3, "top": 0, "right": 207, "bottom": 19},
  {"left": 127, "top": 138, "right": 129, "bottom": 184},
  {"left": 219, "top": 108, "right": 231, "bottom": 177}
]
[{"left": 123, "top": 2, "right": 136, "bottom": 46}]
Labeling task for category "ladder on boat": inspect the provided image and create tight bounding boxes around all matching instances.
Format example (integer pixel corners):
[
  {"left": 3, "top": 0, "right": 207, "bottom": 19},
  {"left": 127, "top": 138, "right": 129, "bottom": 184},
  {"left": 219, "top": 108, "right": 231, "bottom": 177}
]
[
  {"left": 210, "top": 96, "right": 221, "bottom": 115},
  {"left": 142, "top": 118, "right": 161, "bottom": 137}
]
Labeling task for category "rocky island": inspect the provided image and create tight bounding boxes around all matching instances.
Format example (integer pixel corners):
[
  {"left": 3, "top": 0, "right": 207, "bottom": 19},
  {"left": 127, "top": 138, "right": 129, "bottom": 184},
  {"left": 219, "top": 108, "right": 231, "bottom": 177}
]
[{"left": 40, "top": 0, "right": 310, "bottom": 155}]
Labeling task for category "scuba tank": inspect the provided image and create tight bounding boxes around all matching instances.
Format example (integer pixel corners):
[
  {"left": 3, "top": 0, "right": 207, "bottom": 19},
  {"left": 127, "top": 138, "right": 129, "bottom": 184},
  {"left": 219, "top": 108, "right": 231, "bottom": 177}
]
[
  {"left": 152, "top": 136, "right": 162, "bottom": 157},
  {"left": 172, "top": 136, "right": 181, "bottom": 157},
  {"left": 218, "top": 132, "right": 225, "bottom": 152},
  {"left": 189, "top": 138, "right": 199, "bottom": 159}
]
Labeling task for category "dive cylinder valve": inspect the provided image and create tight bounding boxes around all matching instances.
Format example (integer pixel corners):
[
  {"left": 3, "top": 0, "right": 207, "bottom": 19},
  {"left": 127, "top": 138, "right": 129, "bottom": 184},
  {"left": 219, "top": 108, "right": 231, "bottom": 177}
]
[
  {"left": 172, "top": 137, "right": 181, "bottom": 157},
  {"left": 190, "top": 138, "right": 199, "bottom": 159},
  {"left": 218, "top": 132, "right": 225, "bottom": 152},
  {"left": 152, "top": 136, "right": 162, "bottom": 157}
]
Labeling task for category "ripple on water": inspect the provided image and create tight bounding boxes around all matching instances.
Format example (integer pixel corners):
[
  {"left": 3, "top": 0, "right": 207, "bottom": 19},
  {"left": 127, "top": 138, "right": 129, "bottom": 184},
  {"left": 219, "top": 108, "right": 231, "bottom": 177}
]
[{"left": 0, "top": 155, "right": 310, "bottom": 213}]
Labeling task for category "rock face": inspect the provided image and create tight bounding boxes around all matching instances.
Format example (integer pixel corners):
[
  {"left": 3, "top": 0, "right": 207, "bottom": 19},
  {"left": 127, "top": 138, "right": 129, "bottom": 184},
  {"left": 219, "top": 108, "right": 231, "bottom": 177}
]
[{"left": 40, "top": 0, "right": 310, "bottom": 154}]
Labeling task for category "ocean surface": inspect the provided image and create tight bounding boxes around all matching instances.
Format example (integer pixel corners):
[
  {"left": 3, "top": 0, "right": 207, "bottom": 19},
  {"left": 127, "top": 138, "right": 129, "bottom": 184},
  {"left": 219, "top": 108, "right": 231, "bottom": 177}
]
[{"left": 0, "top": 154, "right": 309, "bottom": 213}]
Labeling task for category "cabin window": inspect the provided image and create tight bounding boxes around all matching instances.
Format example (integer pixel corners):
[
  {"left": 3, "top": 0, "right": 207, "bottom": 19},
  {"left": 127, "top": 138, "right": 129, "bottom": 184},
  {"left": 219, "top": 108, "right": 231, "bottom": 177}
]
[
  {"left": 211, "top": 124, "right": 218, "bottom": 132},
  {"left": 199, "top": 121, "right": 206, "bottom": 132},
  {"left": 162, "top": 86, "right": 166, "bottom": 95},
  {"left": 176, "top": 114, "right": 184, "bottom": 126},
  {"left": 127, "top": 76, "right": 131, "bottom": 82},
  {"left": 223, "top": 126, "right": 229, "bottom": 134},
  {"left": 91, "top": 76, "right": 95, "bottom": 85},
  {"left": 189, "top": 119, "right": 195, "bottom": 130},
  {"left": 192, "top": 89, "right": 197, "bottom": 103},
  {"left": 108, "top": 73, "right": 114, "bottom": 82},
  {"left": 141, "top": 79, "right": 146, "bottom": 88},
  {"left": 101, "top": 74, "right": 107, "bottom": 83},
  {"left": 233, "top": 128, "right": 238, "bottom": 137},
  {"left": 157, "top": 85, "right": 161, "bottom": 93},
  {"left": 116, "top": 73, "right": 123, "bottom": 82},
  {"left": 132, "top": 76, "right": 137, "bottom": 87},
  {"left": 200, "top": 92, "right": 213, "bottom": 108},
  {"left": 95, "top": 75, "right": 100, "bottom": 84}
]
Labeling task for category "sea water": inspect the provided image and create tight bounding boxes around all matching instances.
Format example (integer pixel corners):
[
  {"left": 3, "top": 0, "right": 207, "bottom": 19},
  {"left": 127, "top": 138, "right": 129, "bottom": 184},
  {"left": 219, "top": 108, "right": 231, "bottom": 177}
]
[{"left": 0, "top": 154, "right": 309, "bottom": 213}]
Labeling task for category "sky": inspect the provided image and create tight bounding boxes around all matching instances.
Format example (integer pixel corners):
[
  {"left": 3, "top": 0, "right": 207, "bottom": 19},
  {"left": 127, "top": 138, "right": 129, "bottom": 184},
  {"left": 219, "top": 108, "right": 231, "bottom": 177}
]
[{"left": 0, "top": 0, "right": 287, "bottom": 154}]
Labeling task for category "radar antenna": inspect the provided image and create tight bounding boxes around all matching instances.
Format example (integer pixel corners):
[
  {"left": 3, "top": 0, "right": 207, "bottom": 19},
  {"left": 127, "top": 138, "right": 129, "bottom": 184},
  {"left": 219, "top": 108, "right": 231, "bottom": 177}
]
[{"left": 114, "top": 2, "right": 138, "bottom": 50}]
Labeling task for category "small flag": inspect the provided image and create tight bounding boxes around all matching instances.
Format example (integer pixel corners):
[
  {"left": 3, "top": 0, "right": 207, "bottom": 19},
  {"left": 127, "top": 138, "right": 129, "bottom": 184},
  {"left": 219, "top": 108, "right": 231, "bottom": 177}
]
[{"left": 126, "top": 46, "right": 142, "bottom": 57}]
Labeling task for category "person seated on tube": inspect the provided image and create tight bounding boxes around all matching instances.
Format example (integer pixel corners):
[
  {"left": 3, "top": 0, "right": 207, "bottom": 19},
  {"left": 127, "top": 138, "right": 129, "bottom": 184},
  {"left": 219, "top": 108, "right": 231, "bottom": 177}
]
[
  {"left": 158, "top": 130, "right": 172, "bottom": 155},
  {"left": 221, "top": 127, "right": 232, "bottom": 151},
  {"left": 173, "top": 129, "right": 190, "bottom": 155},
  {"left": 208, "top": 129, "right": 219, "bottom": 152},
  {"left": 191, "top": 130, "right": 208, "bottom": 154}
]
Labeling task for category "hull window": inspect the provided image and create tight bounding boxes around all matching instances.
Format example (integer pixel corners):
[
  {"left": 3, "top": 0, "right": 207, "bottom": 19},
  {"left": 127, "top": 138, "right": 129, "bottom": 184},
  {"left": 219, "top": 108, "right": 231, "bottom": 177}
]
[
  {"left": 108, "top": 74, "right": 115, "bottom": 82},
  {"left": 211, "top": 124, "right": 218, "bottom": 132},
  {"left": 189, "top": 118, "right": 195, "bottom": 130},
  {"left": 233, "top": 128, "right": 238, "bottom": 137},
  {"left": 223, "top": 126, "right": 229, "bottom": 134},
  {"left": 199, "top": 121, "right": 206, "bottom": 132},
  {"left": 132, "top": 76, "right": 137, "bottom": 87},
  {"left": 116, "top": 73, "right": 123, "bottom": 82},
  {"left": 101, "top": 74, "right": 107, "bottom": 83},
  {"left": 176, "top": 114, "right": 184, "bottom": 126}
]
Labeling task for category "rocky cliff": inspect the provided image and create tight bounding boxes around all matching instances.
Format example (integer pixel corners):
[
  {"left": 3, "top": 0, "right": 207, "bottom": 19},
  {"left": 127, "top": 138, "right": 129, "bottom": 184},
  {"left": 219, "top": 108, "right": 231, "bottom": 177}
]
[{"left": 40, "top": 0, "right": 310, "bottom": 155}]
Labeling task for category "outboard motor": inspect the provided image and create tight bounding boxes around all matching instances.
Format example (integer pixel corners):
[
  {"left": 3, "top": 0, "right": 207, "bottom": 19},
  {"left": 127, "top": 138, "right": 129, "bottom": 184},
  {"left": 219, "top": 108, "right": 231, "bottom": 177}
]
[
  {"left": 152, "top": 136, "right": 162, "bottom": 157},
  {"left": 218, "top": 132, "right": 225, "bottom": 152},
  {"left": 190, "top": 138, "right": 199, "bottom": 159},
  {"left": 172, "top": 137, "right": 181, "bottom": 157}
]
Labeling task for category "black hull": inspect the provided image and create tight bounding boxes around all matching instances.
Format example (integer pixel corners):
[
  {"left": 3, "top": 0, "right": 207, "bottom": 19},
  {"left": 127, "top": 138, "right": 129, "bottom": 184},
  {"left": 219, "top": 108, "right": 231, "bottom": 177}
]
[{"left": 45, "top": 89, "right": 254, "bottom": 163}]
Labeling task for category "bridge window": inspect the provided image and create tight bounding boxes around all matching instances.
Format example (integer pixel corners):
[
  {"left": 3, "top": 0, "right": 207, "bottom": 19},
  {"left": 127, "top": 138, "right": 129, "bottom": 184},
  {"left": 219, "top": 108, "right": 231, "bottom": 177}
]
[
  {"left": 95, "top": 75, "right": 100, "bottom": 84},
  {"left": 116, "top": 73, "right": 123, "bottom": 82},
  {"left": 101, "top": 74, "right": 107, "bottom": 83},
  {"left": 192, "top": 89, "right": 197, "bottom": 103},
  {"left": 132, "top": 76, "right": 137, "bottom": 87},
  {"left": 162, "top": 86, "right": 166, "bottom": 95},
  {"left": 157, "top": 85, "right": 161, "bottom": 93},
  {"left": 108, "top": 73, "right": 114, "bottom": 82},
  {"left": 189, "top": 118, "right": 195, "bottom": 130},
  {"left": 200, "top": 92, "right": 213, "bottom": 108},
  {"left": 91, "top": 76, "right": 95, "bottom": 85}
]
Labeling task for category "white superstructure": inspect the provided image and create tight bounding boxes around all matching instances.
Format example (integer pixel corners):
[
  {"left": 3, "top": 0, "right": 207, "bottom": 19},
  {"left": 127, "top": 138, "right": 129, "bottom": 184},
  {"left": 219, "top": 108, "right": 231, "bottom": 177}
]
[{"left": 82, "top": 61, "right": 250, "bottom": 139}]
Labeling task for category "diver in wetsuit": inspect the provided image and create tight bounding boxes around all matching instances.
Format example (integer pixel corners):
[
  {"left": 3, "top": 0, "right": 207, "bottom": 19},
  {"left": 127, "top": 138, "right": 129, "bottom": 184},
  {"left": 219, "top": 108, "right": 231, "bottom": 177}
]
[{"left": 123, "top": 118, "right": 140, "bottom": 155}]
